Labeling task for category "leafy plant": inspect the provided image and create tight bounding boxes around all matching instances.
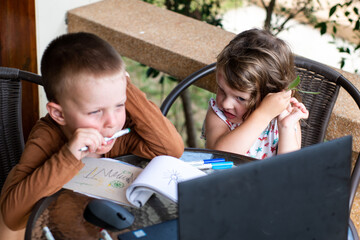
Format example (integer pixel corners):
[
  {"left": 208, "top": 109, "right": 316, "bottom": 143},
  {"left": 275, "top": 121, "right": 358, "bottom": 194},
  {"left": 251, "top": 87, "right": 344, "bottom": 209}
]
[
  {"left": 249, "top": 0, "right": 322, "bottom": 36},
  {"left": 315, "top": 1, "right": 360, "bottom": 73},
  {"left": 288, "top": 76, "right": 320, "bottom": 94}
]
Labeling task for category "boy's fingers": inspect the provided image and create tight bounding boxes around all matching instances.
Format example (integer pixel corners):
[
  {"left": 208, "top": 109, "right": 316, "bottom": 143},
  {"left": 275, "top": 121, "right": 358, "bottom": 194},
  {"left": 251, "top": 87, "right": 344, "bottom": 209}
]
[{"left": 71, "top": 128, "right": 105, "bottom": 154}]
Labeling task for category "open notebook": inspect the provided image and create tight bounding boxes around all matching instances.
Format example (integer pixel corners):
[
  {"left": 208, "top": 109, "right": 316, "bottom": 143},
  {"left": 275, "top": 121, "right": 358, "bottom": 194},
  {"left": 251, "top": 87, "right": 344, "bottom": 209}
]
[{"left": 63, "top": 155, "right": 205, "bottom": 207}]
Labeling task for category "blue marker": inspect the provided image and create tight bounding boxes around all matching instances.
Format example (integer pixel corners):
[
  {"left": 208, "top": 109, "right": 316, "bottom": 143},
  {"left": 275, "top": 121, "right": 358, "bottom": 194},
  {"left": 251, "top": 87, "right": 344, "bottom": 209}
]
[
  {"left": 195, "top": 161, "right": 233, "bottom": 170},
  {"left": 212, "top": 162, "right": 234, "bottom": 170}
]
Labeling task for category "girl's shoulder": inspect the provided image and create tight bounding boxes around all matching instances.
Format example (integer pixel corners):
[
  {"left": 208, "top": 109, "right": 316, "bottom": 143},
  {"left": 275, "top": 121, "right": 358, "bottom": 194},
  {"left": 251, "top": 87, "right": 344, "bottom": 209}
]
[{"left": 209, "top": 98, "right": 240, "bottom": 130}]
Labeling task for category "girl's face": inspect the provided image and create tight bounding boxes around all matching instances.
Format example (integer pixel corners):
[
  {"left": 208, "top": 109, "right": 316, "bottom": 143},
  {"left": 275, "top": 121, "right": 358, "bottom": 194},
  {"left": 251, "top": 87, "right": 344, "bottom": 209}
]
[{"left": 216, "top": 71, "right": 251, "bottom": 124}]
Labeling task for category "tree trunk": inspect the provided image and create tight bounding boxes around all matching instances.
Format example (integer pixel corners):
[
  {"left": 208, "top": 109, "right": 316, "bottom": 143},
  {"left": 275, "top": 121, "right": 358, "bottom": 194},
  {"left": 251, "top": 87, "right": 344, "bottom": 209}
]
[
  {"left": 264, "top": 0, "right": 276, "bottom": 32},
  {"left": 180, "top": 90, "right": 197, "bottom": 148}
]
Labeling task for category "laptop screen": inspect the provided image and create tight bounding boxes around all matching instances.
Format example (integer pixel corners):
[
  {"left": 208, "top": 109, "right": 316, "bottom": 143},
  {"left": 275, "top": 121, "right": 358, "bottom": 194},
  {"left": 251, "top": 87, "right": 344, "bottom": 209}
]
[{"left": 178, "top": 136, "right": 352, "bottom": 240}]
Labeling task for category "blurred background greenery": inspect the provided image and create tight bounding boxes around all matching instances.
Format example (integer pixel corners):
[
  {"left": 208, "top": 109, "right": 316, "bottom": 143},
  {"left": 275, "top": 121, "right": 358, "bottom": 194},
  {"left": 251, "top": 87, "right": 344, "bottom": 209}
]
[{"left": 124, "top": 57, "right": 215, "bottom": 148}]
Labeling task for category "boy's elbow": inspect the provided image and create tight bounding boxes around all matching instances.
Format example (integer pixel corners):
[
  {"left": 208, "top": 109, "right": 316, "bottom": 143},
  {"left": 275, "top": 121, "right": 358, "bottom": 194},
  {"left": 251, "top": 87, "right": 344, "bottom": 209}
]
[
  {"left": 173, "top": 143, "right": 185, "bottom": 158},
  {"left": 0, "top": 211, "right": 24, "bottom": 239},
  {"left": 0, "top": 209, "right": 25, "bottom": 233},
  {"left": 1, "top": 200, "right": 27, "bottom": 231},
  {"left": 160, "top": 124, "right": 184, "bottom": 158},
  {"left": 166, "top": 136, "right": 184, "bottom": 158}
]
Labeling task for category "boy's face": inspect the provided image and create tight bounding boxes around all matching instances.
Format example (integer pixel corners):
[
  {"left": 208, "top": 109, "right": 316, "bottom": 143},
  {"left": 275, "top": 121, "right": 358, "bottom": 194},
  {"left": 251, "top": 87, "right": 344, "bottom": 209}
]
[
  {"left": 216, "top": 71, "right": 251, "bottom": 124},
  {"left": 59, "top": 70, "right": 127, "bottom": 155}
]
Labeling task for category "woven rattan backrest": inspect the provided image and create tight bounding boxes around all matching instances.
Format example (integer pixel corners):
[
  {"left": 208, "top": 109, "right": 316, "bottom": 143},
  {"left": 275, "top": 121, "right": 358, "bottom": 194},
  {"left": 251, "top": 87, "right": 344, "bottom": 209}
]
[
  {"left": 0, "top": 67, "right": 42, "bottom": 192},
  {"left": 294, "top": 56, "right": 340, "bottom": 148},
  {"left": 0, "top": 75, "right": 23, "bottom": 192}
]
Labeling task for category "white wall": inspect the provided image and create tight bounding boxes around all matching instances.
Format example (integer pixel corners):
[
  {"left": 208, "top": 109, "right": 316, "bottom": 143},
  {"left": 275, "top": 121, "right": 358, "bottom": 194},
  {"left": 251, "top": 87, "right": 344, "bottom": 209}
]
[{"left": 35, "top": 0, "right": 101, "bottom": 117}]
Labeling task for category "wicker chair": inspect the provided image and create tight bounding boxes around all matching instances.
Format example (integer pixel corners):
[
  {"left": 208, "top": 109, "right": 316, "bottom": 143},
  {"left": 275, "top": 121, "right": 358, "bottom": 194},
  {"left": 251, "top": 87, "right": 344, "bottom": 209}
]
[
  {"left": 0, "top": 67, "right": 42, "bottom": 192},
  {"left": 160, "top": 55, "right": 360, "bottom": 240}
]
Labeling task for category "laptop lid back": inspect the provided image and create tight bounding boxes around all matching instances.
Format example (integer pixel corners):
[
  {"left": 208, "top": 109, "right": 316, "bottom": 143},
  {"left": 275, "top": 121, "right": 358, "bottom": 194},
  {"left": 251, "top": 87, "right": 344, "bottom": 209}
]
[{"left": 178, "top": 136, "right": 352, "bottom": 240}]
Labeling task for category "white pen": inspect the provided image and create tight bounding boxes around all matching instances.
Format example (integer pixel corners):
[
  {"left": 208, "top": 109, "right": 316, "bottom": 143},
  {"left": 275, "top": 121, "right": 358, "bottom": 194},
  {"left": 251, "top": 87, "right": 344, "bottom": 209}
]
[
  {"left": 100, "top": 228, "right": 113, "bottom": 240},
  {"left": 79, "top": 128, "right": 131, "bottom": 151},
  {"left": 194, "top": 161, "right": 234, "bottom": 170},
  {"left": 187, "top": 158, "right": 226, "bottom": 165},
  {"left": 43, "top": 226, "right": 55, "bottom": 240}
]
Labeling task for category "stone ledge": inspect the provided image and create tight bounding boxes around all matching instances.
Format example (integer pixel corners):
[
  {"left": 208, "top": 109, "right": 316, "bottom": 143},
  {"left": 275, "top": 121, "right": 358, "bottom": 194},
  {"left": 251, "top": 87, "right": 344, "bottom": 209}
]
[
  {"left": 67, "top": 0, "right": 234, "bottom": 89},
  {"left": 326, "top": 68, "right": 360, "bottom": 151},
  {"left": 67, "top": 0, "right": 360, "bottom": 152}
]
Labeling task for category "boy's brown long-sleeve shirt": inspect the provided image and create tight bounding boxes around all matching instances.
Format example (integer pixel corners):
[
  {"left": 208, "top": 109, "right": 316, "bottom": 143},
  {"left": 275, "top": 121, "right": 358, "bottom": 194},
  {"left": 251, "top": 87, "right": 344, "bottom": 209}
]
[{"left": 0, "top": 81, "right": 184, "bottom": 230}]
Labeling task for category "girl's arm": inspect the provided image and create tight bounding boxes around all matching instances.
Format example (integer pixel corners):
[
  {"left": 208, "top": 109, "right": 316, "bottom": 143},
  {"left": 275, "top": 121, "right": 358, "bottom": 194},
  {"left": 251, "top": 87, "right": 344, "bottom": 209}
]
[
  {"left": 277, "top": 98, "right": 309, "bottom": 154},
  {"left": 205, "top": 91, "right": 291, "bottom": 155},
  {"left": 205, "top": 108, "right": 273, "bottom": 155},
  {"left": 204, "top": 107, "right": 231, "bottom": 149}
]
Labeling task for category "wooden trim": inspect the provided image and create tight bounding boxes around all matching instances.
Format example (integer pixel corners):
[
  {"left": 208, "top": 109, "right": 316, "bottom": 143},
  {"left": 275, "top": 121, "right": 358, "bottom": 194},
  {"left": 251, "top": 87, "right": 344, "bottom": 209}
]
[{"left": 0, "top": 0, "right": 38, "bottom": 141}]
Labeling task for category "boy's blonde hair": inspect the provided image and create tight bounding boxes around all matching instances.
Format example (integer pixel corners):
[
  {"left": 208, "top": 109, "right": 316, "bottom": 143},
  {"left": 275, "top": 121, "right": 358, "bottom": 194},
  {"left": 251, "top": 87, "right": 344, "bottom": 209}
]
[
  {"left": 216, "top": 28, "right": 296, "bottom": 120},
  {"left": 41, "top": 32, "right": 125, "bottom": 103}
]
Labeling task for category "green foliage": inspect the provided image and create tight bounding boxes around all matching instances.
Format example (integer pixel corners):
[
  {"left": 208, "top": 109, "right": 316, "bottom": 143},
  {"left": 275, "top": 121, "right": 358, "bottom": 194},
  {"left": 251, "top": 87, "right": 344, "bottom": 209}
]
[
  {"left": 329, "top": 4, "right": 339, "bottom": 17},
  {"left": 315, "top": 0, "right": 360, "bottom": 73},
  {"left": 288, "top": 76, "right": 320, "bottom": 94},
  {"left": 143, "top": 0, "right": 223, "bottom": 26},
  {"left": 220, "top": 0, "right": 244, "bottom": 12},
  {"left": 288, "top": 75, "right": 301, "bottom": 90},
  {"left": 315, "top": 22, "right": 327, "bottom": 35}
]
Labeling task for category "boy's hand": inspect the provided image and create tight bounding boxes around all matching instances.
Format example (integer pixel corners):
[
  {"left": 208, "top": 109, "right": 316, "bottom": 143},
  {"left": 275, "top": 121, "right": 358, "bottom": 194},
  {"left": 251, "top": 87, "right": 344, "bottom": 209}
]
[
  {"left": 257, "top": 90, "right": 292, "bottom": 120},
  {"left": 67, "top": 128, "right": 106, "bottom": 160},
  {"left": 278, "top": 97, "right": 309, "bottom": 129}
]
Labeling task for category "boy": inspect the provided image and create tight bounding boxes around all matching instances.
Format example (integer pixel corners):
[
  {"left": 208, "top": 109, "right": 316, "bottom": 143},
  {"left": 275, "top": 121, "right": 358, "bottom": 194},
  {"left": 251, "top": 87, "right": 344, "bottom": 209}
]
[{"left": 0, "top": 32, "right": 184, "bottom": 238}]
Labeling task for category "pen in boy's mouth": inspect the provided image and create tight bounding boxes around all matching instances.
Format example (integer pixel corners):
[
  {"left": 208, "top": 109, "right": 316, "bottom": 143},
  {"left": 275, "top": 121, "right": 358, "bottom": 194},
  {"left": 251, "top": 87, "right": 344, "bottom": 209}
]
[{"left": 79, "top": 128, "right": 131, "bottom": 152}]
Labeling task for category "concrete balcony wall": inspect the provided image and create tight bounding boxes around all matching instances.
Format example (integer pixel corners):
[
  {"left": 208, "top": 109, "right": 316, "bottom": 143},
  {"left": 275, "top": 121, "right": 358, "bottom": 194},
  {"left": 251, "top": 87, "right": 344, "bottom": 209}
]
[{"left": 67, "top": 0, "right": 233, "bottom": 92}]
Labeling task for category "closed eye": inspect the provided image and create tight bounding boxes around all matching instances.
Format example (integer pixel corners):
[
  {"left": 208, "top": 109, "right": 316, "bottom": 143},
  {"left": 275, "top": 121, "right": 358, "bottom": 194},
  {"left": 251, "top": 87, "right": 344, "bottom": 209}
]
[
  {"left": 88, "top": 110, "right": 101, "bottom": 115},
  {"left": 115, "top": 104, "right": 125, "bottom": 111},
  {"left": 237, "top": 96, "right": 246, "bottom": 101}
]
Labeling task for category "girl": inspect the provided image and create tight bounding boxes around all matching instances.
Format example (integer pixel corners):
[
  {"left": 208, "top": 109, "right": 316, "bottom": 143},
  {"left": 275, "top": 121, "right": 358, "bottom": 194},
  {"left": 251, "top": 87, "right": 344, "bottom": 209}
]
[{"left": 203, "top": 28, "right": 309, "bottom": 159}]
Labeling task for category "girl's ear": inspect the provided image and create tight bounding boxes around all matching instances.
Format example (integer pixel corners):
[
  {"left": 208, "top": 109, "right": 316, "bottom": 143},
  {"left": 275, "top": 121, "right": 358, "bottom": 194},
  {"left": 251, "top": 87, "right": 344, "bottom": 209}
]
[{"left": 46, "top": 102, "right": 66, "bottom": 126}]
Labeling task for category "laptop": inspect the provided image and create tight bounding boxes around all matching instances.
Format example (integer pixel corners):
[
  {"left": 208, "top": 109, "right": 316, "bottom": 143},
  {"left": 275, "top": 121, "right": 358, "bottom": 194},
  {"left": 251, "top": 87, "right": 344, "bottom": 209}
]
[{"left": 118, "top": 136, "right": 352, "bottom": 240}]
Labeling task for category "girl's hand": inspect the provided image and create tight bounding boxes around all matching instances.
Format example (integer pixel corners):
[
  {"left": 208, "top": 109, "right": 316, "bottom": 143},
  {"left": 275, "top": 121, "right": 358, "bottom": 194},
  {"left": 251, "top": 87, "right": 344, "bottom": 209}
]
[
  {"left": 258, "top": 90, "right": 292, "bottom": 120},
  {"left": 67, "top": 128, "right": 106, "bottom": 160},
  {"left": 278, "top": 98, "right": 309, "bottom": 129}
]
